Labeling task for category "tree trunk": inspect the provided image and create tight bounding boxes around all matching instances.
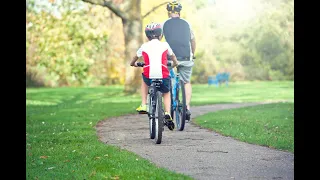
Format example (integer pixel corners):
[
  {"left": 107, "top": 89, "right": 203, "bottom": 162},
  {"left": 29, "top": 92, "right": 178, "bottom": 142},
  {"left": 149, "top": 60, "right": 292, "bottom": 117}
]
[
  {"left": 122, "top": 0, "right": 143, "bottom": 94},
  {"left": 82, "top": 0, "right": 167, "bottom": 94}
]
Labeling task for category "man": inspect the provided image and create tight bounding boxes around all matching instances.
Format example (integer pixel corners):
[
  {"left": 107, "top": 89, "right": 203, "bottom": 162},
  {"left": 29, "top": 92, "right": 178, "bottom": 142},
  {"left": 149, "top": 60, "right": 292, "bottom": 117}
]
[{"left": 162, "top": 1, "right": 196, "bottom": 121}]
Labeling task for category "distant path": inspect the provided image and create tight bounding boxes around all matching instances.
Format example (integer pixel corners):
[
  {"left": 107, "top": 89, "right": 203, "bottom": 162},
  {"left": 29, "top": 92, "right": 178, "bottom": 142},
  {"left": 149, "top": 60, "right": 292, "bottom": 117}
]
[{"left": 96, "top": 102, "right": 294, "bottom": 180}]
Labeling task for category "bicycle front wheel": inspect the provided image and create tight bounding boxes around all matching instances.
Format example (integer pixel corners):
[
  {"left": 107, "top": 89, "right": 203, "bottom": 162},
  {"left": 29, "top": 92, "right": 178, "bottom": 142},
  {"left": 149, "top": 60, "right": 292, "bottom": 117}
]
[{"left": 174, "top": 80, "right": 186, "bottom": 131}]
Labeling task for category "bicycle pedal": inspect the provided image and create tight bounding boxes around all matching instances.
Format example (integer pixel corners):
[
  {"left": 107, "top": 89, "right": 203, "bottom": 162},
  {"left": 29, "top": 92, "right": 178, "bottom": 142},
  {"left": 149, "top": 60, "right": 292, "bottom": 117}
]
[{"left": 138, "top": 111, "right": 148, "bottom": 114}]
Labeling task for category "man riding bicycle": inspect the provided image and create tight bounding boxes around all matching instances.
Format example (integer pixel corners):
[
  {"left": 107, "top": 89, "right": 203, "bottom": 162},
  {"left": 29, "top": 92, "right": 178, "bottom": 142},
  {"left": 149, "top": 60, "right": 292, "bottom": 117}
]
[{"left": 162, "top": 1, "right": 196, "bottom": 121}]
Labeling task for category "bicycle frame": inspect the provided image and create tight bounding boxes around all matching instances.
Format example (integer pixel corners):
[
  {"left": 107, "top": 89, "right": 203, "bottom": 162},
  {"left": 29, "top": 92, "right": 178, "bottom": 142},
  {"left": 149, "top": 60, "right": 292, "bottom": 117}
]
[
  {"left": 169, "top": 67, "right": 181, "bottom": 116},
  {"left": 147, "top": 79, "right": 162, "bottom": 118}
]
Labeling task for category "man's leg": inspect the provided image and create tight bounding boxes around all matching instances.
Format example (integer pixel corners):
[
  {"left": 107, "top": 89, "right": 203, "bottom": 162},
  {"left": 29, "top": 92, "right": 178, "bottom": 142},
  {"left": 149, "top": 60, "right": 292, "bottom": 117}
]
[
  {"left": 184, "top": 82, "right": 192, "bottom": 110},
  {"left": 178, "top": 65, "right": 193, "bottom": 120}
]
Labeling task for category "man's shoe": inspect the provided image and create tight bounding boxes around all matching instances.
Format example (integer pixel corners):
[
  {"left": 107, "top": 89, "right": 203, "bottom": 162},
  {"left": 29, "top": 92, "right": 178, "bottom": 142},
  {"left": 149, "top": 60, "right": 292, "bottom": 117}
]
[{"left": 186, "top": 109, "right": 191, "bottom": 122}]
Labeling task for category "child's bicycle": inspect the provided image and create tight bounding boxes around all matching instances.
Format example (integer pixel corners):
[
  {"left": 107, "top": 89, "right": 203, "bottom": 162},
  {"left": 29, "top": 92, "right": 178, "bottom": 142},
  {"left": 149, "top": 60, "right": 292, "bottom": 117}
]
[
  {"left": 136, "top": 62, "right": 174, "bottom": 144},
  {"left": 168, "top": 57, "right": 195, "bottom": 131}
]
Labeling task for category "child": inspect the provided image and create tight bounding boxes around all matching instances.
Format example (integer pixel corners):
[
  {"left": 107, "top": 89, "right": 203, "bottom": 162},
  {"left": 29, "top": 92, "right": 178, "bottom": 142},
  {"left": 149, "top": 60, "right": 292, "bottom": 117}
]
[{"left": 130, "top": 22, "right": 178, "bottom": 130}]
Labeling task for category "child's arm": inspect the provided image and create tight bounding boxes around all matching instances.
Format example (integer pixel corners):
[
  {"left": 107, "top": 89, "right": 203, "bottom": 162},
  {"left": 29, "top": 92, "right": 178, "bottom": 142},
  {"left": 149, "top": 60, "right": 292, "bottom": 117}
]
[
  {"left": 130, "top": 46, "right": 143, "bottom": 67},
  {"left": 130, "top": 55, "right": 139, "bottom": 67}
]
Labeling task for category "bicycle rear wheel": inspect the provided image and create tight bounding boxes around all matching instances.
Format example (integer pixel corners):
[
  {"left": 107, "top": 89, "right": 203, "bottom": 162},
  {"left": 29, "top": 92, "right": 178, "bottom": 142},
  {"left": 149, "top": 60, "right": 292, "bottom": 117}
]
[
  {"left": 148, "top": 94, "right": 155, "bottom": 139},
  {"left": 154, "top": 91, "right": 163, "bottom": 144},
  {"left": 174, "top": 80, "right": 186, "bottom": 131}
]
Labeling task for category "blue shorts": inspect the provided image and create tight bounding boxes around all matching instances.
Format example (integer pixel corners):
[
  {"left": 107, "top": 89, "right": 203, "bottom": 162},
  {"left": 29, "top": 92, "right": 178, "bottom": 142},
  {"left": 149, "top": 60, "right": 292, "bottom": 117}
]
[{"left": 142, "top": 74, "right": 170, "bottom": 93}]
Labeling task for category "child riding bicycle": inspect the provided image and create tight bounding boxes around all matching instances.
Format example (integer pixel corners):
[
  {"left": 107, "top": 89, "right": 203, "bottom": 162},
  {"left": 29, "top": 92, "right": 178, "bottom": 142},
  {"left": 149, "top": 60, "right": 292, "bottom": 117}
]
[{"left": 130, "top": 22, "right": 179, "bottom": 130}]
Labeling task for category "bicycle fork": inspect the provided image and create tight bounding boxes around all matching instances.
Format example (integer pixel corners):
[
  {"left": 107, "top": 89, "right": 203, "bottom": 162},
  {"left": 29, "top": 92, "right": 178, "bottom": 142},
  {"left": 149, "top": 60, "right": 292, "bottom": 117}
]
[
  {"left": 148, "top": 85, "right": 156, "bottom": 119},
  {"left": 171, "top": 75, "right": 180, "bottom": 110}
]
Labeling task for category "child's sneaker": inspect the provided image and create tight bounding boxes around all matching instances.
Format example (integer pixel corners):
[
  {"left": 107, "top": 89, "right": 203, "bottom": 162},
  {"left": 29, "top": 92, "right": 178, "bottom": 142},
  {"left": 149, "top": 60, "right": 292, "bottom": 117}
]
[
  {"left": 164, "top": 112, "right": 175, "bottom": 130},
  {"left": 136, "top": 104, "right": 147, "bottom": 113}
]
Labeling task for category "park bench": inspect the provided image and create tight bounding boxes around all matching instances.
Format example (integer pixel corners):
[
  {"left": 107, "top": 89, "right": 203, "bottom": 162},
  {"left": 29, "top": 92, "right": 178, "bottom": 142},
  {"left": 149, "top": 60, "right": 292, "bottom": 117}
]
[{"left": 208, "top": 72, "right": 230, "bottom": 87}]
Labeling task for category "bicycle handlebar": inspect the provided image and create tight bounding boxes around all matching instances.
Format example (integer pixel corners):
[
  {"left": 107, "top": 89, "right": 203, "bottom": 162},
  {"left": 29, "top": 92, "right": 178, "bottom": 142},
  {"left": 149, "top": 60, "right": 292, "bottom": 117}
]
[
  {"left": 136, "top": 62, "right": 145, "bottom": 67},
  {"left": 136, "top": 61, "right": 173, "bottom": 67},
  {"left": 136, "top": 56, "right": 196, "bottom": 68}
]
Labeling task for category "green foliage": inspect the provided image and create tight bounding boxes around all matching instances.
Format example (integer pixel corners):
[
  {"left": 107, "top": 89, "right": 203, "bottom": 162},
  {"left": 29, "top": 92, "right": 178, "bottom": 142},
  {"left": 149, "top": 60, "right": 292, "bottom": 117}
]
[
  {"left": 26, "top": 0, "right": 294, "bottom": 87},
  {"left": 27, "top": 6, "right": 108, "bottom": 87},
  {"left": 190, "top": 0, "right": 293, "bottom": 81},
  {"left": 237, "top": 0, "right": 294, "bottom": 80},
  {"left": 26, "top": 1, "right": 126, "bottom": 87}
]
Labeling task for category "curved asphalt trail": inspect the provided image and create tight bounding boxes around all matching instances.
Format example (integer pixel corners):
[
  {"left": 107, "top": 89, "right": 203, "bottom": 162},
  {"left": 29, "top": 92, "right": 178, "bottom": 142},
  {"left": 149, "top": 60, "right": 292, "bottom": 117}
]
[{"left": 96, "top": 102, "right": 294, "bottom": 180}]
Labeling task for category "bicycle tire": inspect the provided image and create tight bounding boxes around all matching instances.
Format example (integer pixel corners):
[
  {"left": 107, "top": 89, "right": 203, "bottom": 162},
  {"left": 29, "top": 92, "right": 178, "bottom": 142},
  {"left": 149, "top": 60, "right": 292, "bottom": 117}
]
[
  {"left": 149, "top": 93, "right": 155, "bottom": 139},
  {"left": 170, "top": 78, "right": 174, "bottom": 118},
  {"left": 154, "top": 91, "right": 163, "bottom": 144},
  {"left": 175, "top": 80, "right": 186, "bottom": 131}
]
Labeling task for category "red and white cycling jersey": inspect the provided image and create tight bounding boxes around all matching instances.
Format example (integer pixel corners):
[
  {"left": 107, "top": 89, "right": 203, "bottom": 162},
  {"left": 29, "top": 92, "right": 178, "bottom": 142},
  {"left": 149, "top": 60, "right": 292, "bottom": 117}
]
[{"left": 136, "top": 39, "right": 173, "bottom": 79}]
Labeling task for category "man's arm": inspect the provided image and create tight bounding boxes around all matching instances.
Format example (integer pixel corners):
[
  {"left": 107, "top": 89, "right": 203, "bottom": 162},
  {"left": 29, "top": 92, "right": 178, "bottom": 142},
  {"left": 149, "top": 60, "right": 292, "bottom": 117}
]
[
  {"left": 130, "top": 55, "right": 139, "bottom": 67},
  {"left": 190, "top": 29, "right": 196, "bottom": 56}
]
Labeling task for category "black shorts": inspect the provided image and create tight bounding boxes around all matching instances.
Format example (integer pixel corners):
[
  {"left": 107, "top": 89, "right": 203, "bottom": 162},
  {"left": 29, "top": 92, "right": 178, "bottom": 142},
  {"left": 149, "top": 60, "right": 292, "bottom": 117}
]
[{"left": 142, "top": 74, "right": 170, "bottom": 93}]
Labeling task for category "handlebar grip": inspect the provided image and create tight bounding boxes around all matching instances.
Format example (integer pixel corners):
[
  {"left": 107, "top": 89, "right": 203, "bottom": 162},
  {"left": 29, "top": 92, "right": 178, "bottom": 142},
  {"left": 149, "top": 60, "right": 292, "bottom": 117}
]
[{"left": 136, "top": 62, "right": 145, "bottom": 67}]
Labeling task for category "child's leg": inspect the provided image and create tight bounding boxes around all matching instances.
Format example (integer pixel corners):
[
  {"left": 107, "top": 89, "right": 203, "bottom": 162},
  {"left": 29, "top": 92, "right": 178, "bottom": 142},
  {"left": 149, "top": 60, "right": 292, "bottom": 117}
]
[
  {"left": 141, "top": 80, "right": 148, "bottom": 105},
  {"left": 161, "top": 77, "right": 171, "bottom": 113},
  {"left": 136, "top": 77, "right": 149, "bottom": 112},
  {"left": 164, "top": 91, "right": 175, "bottom": 130},
  {"left": 162, "top": 79, "right": 174, "bottom": 130}
]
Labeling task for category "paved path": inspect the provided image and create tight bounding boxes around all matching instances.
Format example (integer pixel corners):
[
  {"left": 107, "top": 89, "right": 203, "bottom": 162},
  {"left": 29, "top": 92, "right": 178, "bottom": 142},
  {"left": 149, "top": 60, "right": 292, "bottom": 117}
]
[{"left": 96, "top": 102, "right": 294, "bottom": 180}]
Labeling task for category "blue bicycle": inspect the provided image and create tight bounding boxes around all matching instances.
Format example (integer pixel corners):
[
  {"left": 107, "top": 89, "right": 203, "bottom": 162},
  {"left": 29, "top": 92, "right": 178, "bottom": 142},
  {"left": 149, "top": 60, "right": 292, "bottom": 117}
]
[
  {"left": 168, "top": 57, "right": 195, "bottom": 131},
  {"left": 168, "top": 65, "right": 186, "bottom": 131}
]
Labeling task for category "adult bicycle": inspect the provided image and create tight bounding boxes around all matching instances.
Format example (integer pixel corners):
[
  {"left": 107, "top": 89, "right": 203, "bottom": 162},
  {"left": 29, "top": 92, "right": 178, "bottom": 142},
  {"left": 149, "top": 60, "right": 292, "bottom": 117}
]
[{"left": 168, "top": 56, "right": 195, "bottom": 131}]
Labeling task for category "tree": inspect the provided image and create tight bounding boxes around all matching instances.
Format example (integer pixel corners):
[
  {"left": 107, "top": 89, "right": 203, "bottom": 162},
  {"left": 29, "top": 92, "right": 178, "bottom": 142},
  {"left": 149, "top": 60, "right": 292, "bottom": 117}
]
[{"left": 82, "top": 0, "right": 168, "bottom": 94}]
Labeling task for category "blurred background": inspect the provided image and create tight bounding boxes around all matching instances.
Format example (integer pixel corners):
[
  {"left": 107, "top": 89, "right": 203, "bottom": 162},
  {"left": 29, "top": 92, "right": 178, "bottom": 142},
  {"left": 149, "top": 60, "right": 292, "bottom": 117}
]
[{"left": 26, "top": 0, "right": 294, "bottom": 93}]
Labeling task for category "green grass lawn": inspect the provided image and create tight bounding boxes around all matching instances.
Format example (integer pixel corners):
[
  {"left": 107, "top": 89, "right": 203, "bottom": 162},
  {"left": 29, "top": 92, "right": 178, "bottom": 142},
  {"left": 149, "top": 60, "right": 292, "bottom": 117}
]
[
  {"left": 194, "top": 102, "right": 294, "bottom": 153},
  {"left": 26, "top": 81, "right": 294, "bottom": 179},
  {"left": 27, "top": 86, "right": 191, "bottom": 179},
  {"left": 191, "top": 81, "right": 293, "bottom": 105}
]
